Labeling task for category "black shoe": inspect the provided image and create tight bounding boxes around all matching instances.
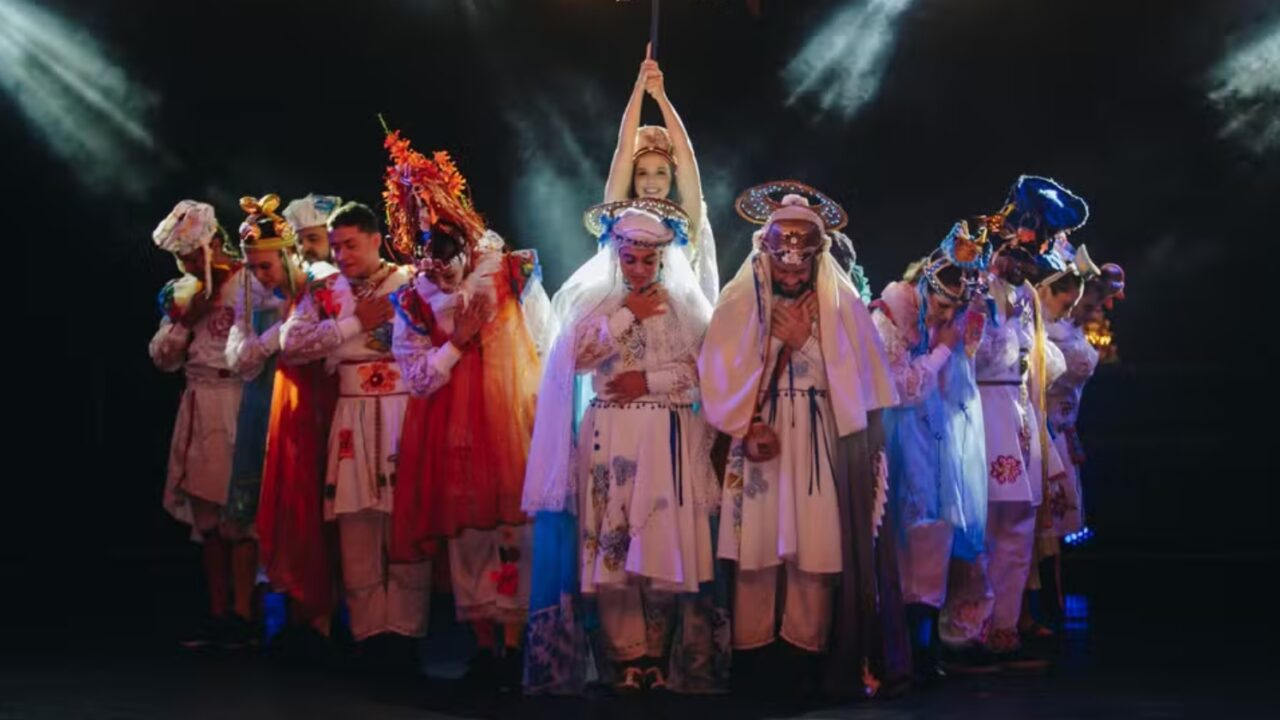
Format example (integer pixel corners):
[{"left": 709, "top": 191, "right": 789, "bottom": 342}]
[
  {"left": 939, "top": 644, "right": 1000, "bottom": 675},
  {"left": 642, "top": 665, "right": 668, "bottom": 693},
  {"left": 218, "top": 613, "right": 256, "bottom": 650},
  {"left": 462, "top": 649, "right": 499, "bottom": 689},
  {"left": 914, "top": 656, "right": 947, "bottom": 687},
  {"left": 773, "top": 641, "right": 821, "bottom": 699},
  {"left": 730, "top": 646, "right": 767, "bottom": 697},
  {"left": 996, "top": 644, "right": 1051, "bottom": 672},
  {"left": 387, "top": 634, "right": 423, "bottom": 677},
  {"left": 178, "top": 615, "right": 223, "bottom": 649},
  {"left": 906, "top": 603, "right": 946, "bottom": 686},
  {"left": 268, "top": 625, "right": 334, "bottom": 668},
  {"left": 497, "top": 649, "right": 523, "bottom": 694}
]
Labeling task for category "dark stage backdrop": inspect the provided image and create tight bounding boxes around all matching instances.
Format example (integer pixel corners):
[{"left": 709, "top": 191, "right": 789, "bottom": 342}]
[{"left": 6, "top": 0, "right": 1276, "bottom": 566}]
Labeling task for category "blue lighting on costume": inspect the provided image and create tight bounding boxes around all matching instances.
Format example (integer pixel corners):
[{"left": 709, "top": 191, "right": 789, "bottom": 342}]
[
  {"left": 262, "top": 591, "right": 287, "bottom": 643},
  {"left": 1063, "top": 525, "right": 1095, "bottom": 546},
  {"left": 1063, "top": 593, "right": 1089, "bottom": 632}
]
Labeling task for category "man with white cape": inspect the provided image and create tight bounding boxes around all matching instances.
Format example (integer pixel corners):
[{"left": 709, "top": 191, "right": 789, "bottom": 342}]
[{"left": 698, "top": 181, "right": 910, "bottom": 696}]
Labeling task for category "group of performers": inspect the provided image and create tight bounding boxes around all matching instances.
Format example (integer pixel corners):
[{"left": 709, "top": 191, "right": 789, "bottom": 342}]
[{"left": 149, "top": 51, "right": 1126, "bottom": 698}]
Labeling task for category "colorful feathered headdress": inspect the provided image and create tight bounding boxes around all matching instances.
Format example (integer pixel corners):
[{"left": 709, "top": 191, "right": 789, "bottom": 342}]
[{"left": 381, "top": 125, "right": 486, "bottom": 263}]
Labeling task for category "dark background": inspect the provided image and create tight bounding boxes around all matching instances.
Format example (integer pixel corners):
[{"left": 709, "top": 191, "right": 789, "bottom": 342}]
[{"left": 6, "top": 0, "right": 1276, "bottom": 588}]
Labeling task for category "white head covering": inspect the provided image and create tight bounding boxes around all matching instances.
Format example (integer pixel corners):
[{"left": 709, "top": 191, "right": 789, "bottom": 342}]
[
  {"left": 153, "top": 200, "right": 218, "bottom": 256},
  {"left": 609, "top": 207, "right": 676, "bottom": 248},
  {"left": 153, "top": 200, "right": 219, "bottom": 297},
  {"left": 764, "top": 193, "right": 826, "bottom": 233},
  {"left": 698, "top": 243, "right": 899, "bottom": 441},
  {"left": 522, "top": 206, "right": 712, "bottom": 514},
  {"left": 283, "top": 193, "right": 343, "bottom": 231}
]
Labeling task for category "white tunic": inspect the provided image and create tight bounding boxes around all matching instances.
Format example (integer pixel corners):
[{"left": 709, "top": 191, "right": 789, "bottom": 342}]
[
  {"left": 717, "top": 306, "right": 843, "bottom": 575},
  {"left": 975, "top": 278, "right": 1065, "bottom": 506},
  {"left": 281, "top": 264, "right": 412, "bottom": 520},
  {"left": 1045, "top": 319, "right": 1099, "bottom": 534},
  {"left": 575, "top": 304, "right": 717, "bottom": 594},
  {"left": 151, "top": 270, "right": 246, "bottom": 525}
]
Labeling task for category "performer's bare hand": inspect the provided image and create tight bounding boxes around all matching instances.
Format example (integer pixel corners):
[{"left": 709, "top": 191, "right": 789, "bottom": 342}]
[
  {"left": 451, "top": 295, "right": 489, "bottom": 349},
  {"left": 355, "top": 296, "right": 394, "bottom": 330},
  {"left": 605, "top": 370, "right": 648, "bottom": 404},
  {"left": 933, "top": 318, "right": 963, "bottom": 350},
  {"left": 963, "top": 306, "right": 986, "bottom": 356},
  {"left": 644, "top": 67, "right": 666, "bottom": 100},
  {"left": 624, "top": 285, "right": 667, "bottom": 321},
  {"left": 636, "top": 49, "right": 660, "bottom": 91},
  {"left": 771, "top": 299, "right": 813, "bottom": 351}
]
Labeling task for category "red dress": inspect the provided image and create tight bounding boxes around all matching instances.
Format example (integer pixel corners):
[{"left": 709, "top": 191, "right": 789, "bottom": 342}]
[
  {"left": 256, "top": 335, "right": 339, "bottom": 619},
  {"left": 390, "top": 253, "right": 542, "bottom": 563}
]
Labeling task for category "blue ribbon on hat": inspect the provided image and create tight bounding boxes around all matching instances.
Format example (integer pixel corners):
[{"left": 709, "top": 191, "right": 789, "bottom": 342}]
[{"left": 662, "top": 217, "right": 689, "bottom": 247}]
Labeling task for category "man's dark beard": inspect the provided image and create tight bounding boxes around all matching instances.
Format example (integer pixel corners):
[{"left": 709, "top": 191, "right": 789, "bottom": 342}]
[{"left": 773, "top": 281, "right": 812, "bottom": 299}]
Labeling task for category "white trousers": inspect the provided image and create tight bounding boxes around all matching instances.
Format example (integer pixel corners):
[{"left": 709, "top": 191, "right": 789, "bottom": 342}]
[
  {"left": 897, "top": 519, "right": 955, "bottom": 608},
  {"left": 733, "top": 562, "right": 835, "bottom": 653},
  {"left": 939, "top": 501, "right": 1035, "bottom": 646},
  {"left": 338, "top": 510, "right": 430, "bottom": 641},
  {"left": 448, "top": 525, "right": 532, "bottom": 623},
  {"left": 597, "top": 582, "right": 677, "bottom": 662}
]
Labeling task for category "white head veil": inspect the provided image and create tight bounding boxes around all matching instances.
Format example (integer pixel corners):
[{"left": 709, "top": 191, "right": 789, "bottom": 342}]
[{"left": 522, "top": 205, "right": 712, "bottom": 514}]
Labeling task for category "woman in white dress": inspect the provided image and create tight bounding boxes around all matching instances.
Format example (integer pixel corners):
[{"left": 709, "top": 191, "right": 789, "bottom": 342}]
[{"left": 523, "top": 200, "right": 727, "bottom": 694}]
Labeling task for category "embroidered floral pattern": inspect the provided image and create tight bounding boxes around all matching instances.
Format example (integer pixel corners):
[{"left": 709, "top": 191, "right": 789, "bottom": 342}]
[
  {"left": 945, "top": 600, "right": 993, "bottom": 645},
  {"left": 207, "top": 306, "right": 235, "bottom": 340},
  {"left": 357, "top": 361, "right": 401, "bottom": 394},
  {"left": 744, "top": 466, "right": 769, "bottom": 499},
  {"left": 491, "top": 562, "right": 520, "bottom": 597},
  {"left": 365, "top": 321, "right": 394, "bottom": 353},
  {"left": 590, "top": 463, "right": 610, "bottom": 517},
  {"left": 599, "top": 526, "right": 631, "bottom": 572},
  {"left": 618, "top": 321, "right": 646, "bottom": 366},
  {"left": 338, "top": 429, "right": 355, "bottom": 460},
  {"left": 523, "top": 595, "right": 587, "bottom": 695},
  {"left": 611, "top": 456, "right": 637, "bottom": 487},
  {"left": 313, "top": 285, "right": 341, "bottom": 319},
  {"left": 990, "top": 455, "right": 1023, "bottom": 485}
]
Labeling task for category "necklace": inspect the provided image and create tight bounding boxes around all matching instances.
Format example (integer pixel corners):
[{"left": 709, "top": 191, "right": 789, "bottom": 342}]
[{"left": 350, "top": 262, "right": 392, "bottom": 301}]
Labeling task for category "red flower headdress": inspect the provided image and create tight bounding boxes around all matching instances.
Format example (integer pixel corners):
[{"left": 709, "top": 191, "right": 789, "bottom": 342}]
[{"left": 381, "top": 125, "right": 487, "bottom": 264}]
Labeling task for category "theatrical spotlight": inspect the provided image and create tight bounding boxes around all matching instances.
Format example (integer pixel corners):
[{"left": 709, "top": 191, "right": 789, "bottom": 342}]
[
  {"left": 782, "top": 0, "right": 914, "bottom": 121},
  {"left": 1208, "top": 19, "right": 1279, "bottom": 155},
  {"left": 0, "top": 0, "right": 172, "bottom": 197}
]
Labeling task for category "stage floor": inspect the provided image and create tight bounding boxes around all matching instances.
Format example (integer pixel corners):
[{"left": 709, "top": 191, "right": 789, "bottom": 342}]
[{"left": 1, "top": 554, "right": 1274, "bottom": 719}]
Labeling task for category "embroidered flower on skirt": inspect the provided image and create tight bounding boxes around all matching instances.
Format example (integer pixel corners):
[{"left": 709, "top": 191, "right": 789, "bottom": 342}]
[
  {"left": 600, "top": 526, "right": 631, "bottom": 572},
  {"left": 612, "top": 456, "right": 638, "bottom": 487},
  {"left": 990, "top": 455, "right": 1023, "bottom": 485},
  {"left": 590, "top": 463, "right": 610, "bottom": 516},
  {"left": 491, "top": 562, "right": 520, "bottom": 597}
]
